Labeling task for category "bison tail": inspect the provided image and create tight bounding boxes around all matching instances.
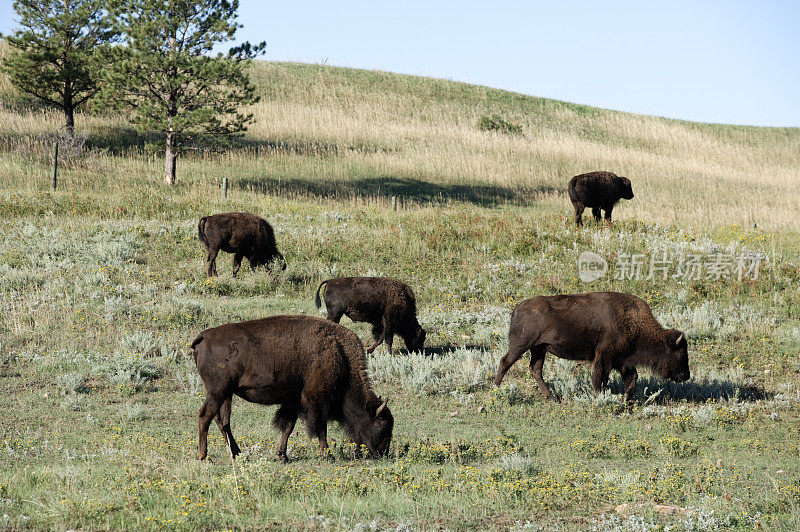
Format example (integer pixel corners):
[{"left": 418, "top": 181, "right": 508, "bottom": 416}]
[
  {"left": 190, "top": 332, "right": 205, "bottom": 362},
  {"left": 567, "top": 178, "right": 578, "bottom": 203},
  {"left": 314, "top": 280, "right": 329, "bottom": 310},
  {"left": 198, "top": 217, "right": 208, "bottom": 245}
]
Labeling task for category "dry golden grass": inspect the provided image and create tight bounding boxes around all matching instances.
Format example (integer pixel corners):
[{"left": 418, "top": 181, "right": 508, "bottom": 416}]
[{"left": 0, "top": 55, "right": 797, "bottom": 230}]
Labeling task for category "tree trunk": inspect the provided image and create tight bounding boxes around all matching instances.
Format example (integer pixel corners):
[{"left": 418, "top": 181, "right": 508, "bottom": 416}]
[
  {"left": 164, "top": 132, "right": 177, "bottom": 185},
  {"left": 64, "top": 105, "right": 75, "bottom": 138}
]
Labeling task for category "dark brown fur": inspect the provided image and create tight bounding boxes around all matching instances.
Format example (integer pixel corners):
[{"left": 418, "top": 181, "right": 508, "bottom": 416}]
[
  {"left": 494, "top": 292, "right": 690, "bottom": 401},
  {"left": 198, "top": 212, "right": 286, "bottom": 277},
  {"left": 191, "top": 315, "right": 393, "bottom": 461},
  {"left": 315, "top": 277, "right": 426, "bottom": 355},
  {"left": 568, "top": 171, "right": 634, "bottom": 226}
]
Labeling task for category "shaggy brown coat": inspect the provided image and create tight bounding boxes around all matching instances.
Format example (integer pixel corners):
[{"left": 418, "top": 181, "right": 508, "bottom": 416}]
[
  {"left": 494, "top": 292, "right": 690, "bottom": 401},
  {"left": 315, "top": 277, "right": 426, "bottom": 355},
  {"left": 191, "top": 315, "right": 393, "bottom": 461},
  {"left": 198, "top": 212, "right": 286, "bottom": 277},
  {"left": 568, "top": 171, "right": 634, "bottom": 226}
]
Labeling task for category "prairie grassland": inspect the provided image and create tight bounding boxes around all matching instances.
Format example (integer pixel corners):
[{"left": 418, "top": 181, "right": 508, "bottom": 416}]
[{"left": 1, "top": 57, "right": 800, "bottom": 530}]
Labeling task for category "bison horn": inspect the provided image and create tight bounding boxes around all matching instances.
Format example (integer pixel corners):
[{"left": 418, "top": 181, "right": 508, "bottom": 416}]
[
  {"left": 376, "top": 397, "right": 389, "bottom": 416},
  {"left": 676, "top": 333, "right": 684, "bottom": 345}
]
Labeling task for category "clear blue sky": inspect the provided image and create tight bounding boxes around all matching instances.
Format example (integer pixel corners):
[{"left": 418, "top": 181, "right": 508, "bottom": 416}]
[{"left": 1, "top": 0, "right": 797, "bottom": 127}]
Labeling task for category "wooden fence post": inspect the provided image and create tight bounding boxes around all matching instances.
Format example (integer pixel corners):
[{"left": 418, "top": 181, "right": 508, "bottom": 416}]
[
  {"left": 391, "top": 195, "right": 397, "bottom": 211},
  {"left": 51, "top": 141, "right": 59, "bottom": 190},
  {"left": 222, "top": 177, "right": 228, "bottom": 199}
]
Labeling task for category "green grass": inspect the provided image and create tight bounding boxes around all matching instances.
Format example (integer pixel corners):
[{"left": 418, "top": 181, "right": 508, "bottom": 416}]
[{"left": 1, "top": 55, "right": 799, "bottom": 530}]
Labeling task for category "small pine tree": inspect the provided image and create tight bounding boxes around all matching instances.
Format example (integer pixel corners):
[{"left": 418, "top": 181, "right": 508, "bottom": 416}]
[
  {"left": 1, "top": 0, "right": 117, "bottom": 135},
  {"left": 96, "top": 0, "right": 265, "bottom": 185}
]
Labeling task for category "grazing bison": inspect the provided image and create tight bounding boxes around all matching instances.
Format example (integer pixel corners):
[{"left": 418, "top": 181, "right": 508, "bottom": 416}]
[
  {"left": 191, "top": 315, "right": 393, "bottom": 461},
  {"left": 198, "top": 212, "right": 286, "bottom": 277},
  {"left": 493, "top": 292, "right": 690, "bottom": 401},
  {"left": 568, "top": 171, "right": 634, "bottom": 226},
  {"left": 315, "top": 277, "right": 426, "bottom": 355}
]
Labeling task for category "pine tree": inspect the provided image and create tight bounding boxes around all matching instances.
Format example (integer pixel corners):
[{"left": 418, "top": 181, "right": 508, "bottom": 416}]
[
  {"left": 2, "top": 0, "right": 117, "bottom": 135},
  {"left": 97, "top": 0, "right": 265, "bottom": 185}
]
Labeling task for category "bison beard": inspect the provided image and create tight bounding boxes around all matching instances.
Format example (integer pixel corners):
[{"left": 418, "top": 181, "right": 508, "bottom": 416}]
[
  {"left": 191, "top": 316, "right": 393, "bottom": 461},
  {"left": 493, "top": 292, "right": 690, "bottom": 402}
]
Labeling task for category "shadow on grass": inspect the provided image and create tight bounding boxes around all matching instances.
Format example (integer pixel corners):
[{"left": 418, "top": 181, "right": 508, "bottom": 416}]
[
  {"left": 627, "top": 374, "right": 771, "bottom": 404},
  {"left": 235, "top": 137, "right": 391, "bottom": 156},
  {"left": 548, "top": 363, "right": 771, "bottom": 405},
  {"left": 236, "top": 175, "right": 559, "bottom": 207},
  {"left": 85, "top": 126, "right": 163, "bottom": 154},
  {"left": 365, "top": 345, "right": 491, "bottom": 357},
  {"left": 419, "top": 345, "right": 489, "bottom": 357}
]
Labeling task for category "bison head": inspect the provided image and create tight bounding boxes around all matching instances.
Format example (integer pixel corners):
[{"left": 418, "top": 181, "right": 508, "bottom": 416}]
[
  {"left": 274, "top": 252, "right": 287, "bottom": 271},
  {"left": 616, "top": 176, "right": 634, "bottom": 200},
  {"left": 404, "top": 325, "right": 426, "bottom": 352},
  {"left": 361, "top": 396, "right": 393, "bottom": 457},
  {"left": 658, "top": 329, "right": 690, "bottom": 382},
  {"left": 252, "top": 251, "right": 287, "bottom": 271}
]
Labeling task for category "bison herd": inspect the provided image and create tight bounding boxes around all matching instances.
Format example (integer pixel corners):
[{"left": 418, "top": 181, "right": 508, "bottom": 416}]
[{"left": 192, "top": 171, "right": 689, "bottom": 461}]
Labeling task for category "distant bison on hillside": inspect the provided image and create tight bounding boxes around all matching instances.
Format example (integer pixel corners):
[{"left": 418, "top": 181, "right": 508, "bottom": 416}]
[
  {"left": 494, "top": 292, "right": 690, "bottom": 402},
  {"left": 191, "top": 315, "right": 393, "bottom": 461},
  {"left": 568, "top": 171, "right": 634, "bottom": 226},
  {"left": 198, "top": 212, "right": 286, "bottom": 277},
  {"left": 316, "top": 277, "right": 426, "bottom": 355}
]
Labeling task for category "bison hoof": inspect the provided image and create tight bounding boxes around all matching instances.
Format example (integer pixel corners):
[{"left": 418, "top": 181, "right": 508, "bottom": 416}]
[{"left": 277, "top": 452, "right": 291, "bottom": 463}]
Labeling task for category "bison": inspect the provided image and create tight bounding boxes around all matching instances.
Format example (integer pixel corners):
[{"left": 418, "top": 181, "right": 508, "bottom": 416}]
[
  {"left": 191, "top": 315, "right": 393, "bottom": 461},
  {"left": 493, "top": 292, "right": 690, "bottom": 402},
  {"left": 198, "top": 212, "right": 286, "bottom": 277},
  {"left": 315, "top": 277, "right": 426, "bottom": 355},
  {"left": 568, "top": 171, "right": 634, "bottom": 226}
]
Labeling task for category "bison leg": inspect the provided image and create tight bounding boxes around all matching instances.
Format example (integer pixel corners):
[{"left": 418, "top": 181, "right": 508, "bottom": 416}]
[
  {"left": 273, "top": 404, "right": 298, "bottom": 463},
  {"left": 197, "top": 396, "right": 222, "bottom": 460},
  {"left": 382, "top": 320, "right": 395, "bottom": 355},
  {"left": 604, "top": 205, "right": 614, "bottom": 226},
  {"left": 590, "top": 352, "right": 612, "bottom": 393},
  {"left": 621, "top": 366, "right": 638, "bottom": 402},
  {"left": 303, "top": 395, "right": 334, "bottom": 461},
  {"left": 572, "top": 201, "right": 585, "bottom": 227},
  {"left": 370, "top": 322, "right": 384, "bottom": 343},
  {"left": 214, "top": 396, "right": 240, "bottom": 459},
  {"left": 232, "top": 253, "right": 244, "bottom": 277},
  {"left": 591, "top": 207, "right": 602, "bottom": 222},
  {"left": 493, "top": 345, "right": 527, "bottom": 386},
  {"left": 529, "top": 347, "right": 555, "bottom": 401},
  {"left": 310, "top": 418, "right": 334, "bottom": 461},
  {"left": 365, "top": 322, "right": 386, "bottom": 354},
  {"left": 326, "top": 308, "right": 344, "bottom": 324},
  {"left": 205, "top": 247, "right": 219, "bottom": 277}
]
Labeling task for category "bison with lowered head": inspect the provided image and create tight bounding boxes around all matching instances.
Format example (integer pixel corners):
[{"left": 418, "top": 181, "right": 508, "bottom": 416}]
[
  {"left": 568, "top": 171, "right": 634, "bottom": 226},
  {"left": 315, "top": 277, "right": 426, "bottom": 355},
  {"left": 494, "top": 292, "right": 690, "bottom": 402},
  {"left": 198, "top": 212, "right": 286, "bottom": 277},
  {"left": 191, "top": 315, "right": 393, "bottom": 461}
]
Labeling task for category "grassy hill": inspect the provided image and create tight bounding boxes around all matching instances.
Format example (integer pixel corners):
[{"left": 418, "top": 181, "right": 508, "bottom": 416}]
[
  {"left": 1, "top": 57, "right": 800, "bottom": 530},
  {"left": 2, "top": 58, "right": 799, "bottom": 229}
]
